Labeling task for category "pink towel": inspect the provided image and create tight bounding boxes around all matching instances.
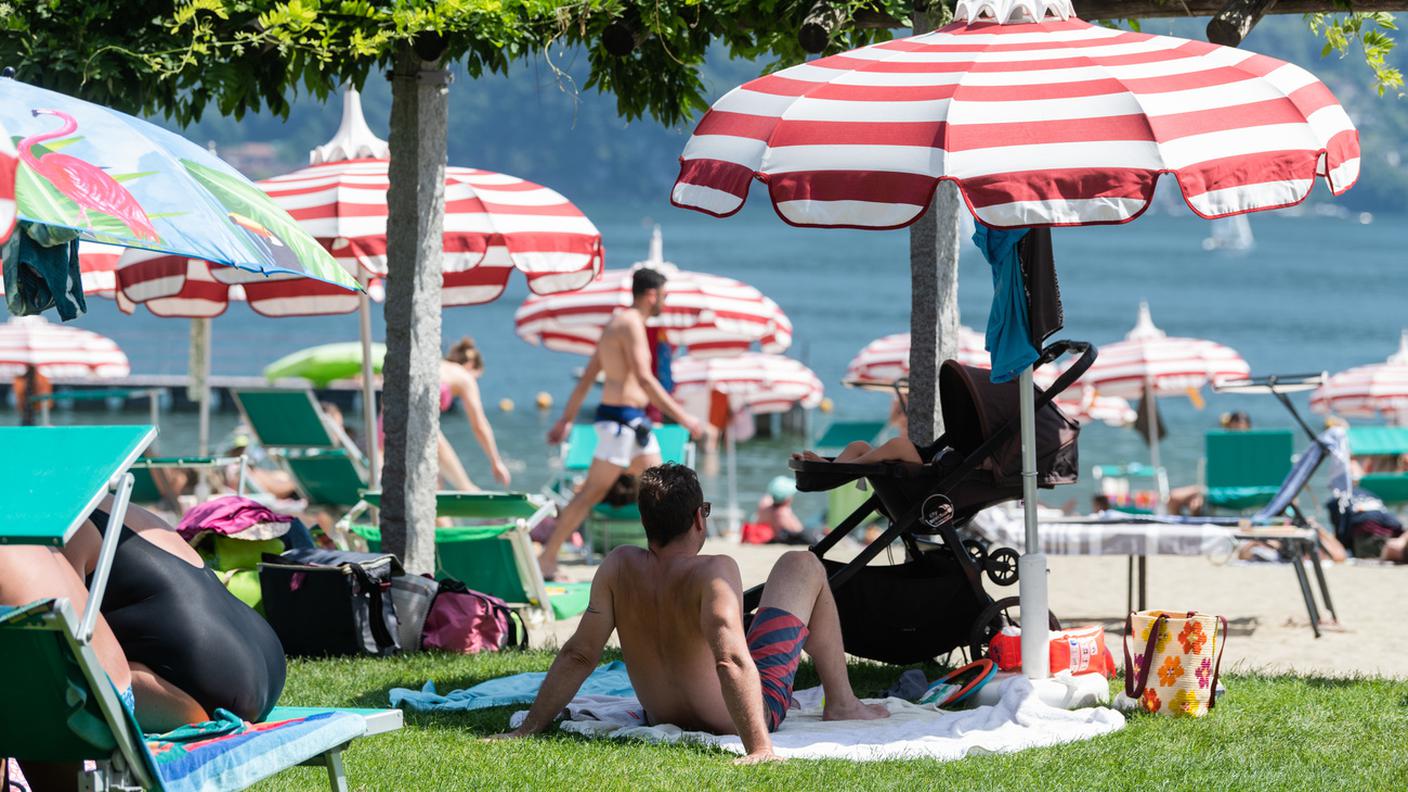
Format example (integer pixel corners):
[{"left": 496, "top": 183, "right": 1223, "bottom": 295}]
[{"left": 178, "top": 496, "right": 292, "bottom": 541}]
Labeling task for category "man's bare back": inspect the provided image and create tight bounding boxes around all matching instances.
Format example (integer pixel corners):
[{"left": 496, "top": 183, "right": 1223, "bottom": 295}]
[
  {"left": 597, "top": 309, "right": 650, "bottom": 409},
  {"left": 503, "top": 464, "right": 885, "bottom": 764},
  {"left": 602, "top": 547, "right": 742, "bottom": 732}
]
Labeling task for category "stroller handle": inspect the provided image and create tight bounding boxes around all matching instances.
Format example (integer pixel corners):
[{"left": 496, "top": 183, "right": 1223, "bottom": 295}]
[{"left": 1033, "top": 340, "right": 1096, "bottom": 411}]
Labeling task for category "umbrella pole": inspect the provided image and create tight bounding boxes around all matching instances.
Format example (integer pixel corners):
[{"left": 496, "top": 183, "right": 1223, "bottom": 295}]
[
  {"left": 726, "top": 423, "right": 740, "bottom": 539},
  {"left": 358, "top": 274, "right": 380, "bottom": 489},
  {"left": 191, "top": 318, "right": 212, "bottom": 457},
  {"left": 1146, "top": 375, "right": 1164, "bottom": 513},
  {"left": 1017, "top": 364, "right": 1050, "bottom": 680}
]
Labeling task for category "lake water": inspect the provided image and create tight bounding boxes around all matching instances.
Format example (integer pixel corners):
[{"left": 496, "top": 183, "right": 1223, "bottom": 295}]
[{"left": 9, "top": 197, "right": 1404, "bottom": 522}]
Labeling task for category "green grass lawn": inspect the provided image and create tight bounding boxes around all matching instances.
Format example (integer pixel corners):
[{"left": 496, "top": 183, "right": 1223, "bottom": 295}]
[{"left": 258, "top": 650, "right": 1407, "bottom": 791}]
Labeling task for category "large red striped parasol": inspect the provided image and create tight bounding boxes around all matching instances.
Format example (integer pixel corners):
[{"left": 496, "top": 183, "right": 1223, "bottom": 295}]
[
  {"left": 671, "top": 2, "right": 1358, "bottom": 230},
  {"left": 1311, "top": 332, "right": 1408, "bottom": 422},
  {"left": 0, "top": 315, "right": 129, "bottom": 378},
  {"left": 515, "top": 226, "right": 792, "bottom": 357},
  {"left": 1080, "top": 301, "right": 1250, "bottom": 399},
  {"left": 672, "top": 352, "right": 824, "bottom": 414},
  {"left": 257, "top": 91, "right": 602, "bottom": 304},
  {"left": 847, "top": 328, "right": 1134, "bottom": 426},
  {"left": 845, "top": 328, "right": 987, "bottom": 387},
  {"left": 669, "top": 0, "right": 1355, "bottom": 686}
]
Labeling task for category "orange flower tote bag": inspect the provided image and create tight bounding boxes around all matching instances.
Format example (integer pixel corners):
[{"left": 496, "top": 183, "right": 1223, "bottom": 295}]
[{"left": 1123, "top": 610, "right": 1228, "bottom": 717}]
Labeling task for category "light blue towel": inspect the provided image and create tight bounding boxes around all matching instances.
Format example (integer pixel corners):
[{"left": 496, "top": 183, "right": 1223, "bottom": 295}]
[
  {"left": 973, "top": 225, "right": 1036, "bottom": 384},
  {"left": 390, "top": 660, "right": 635, "bottom": 713}
]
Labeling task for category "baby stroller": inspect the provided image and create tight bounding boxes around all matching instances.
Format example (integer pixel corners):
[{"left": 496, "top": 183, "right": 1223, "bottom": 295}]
[{"left": 743, "top": 340, "right": 1094, "bottom": 664}]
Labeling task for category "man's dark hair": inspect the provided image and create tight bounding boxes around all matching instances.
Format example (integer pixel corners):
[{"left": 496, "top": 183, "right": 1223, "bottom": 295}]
[
  {"left": 632, "top": 267, "right": 667, "bottom": 300},
  {"left": 637, "top": 463, "right": 702, "bottom": 547}
]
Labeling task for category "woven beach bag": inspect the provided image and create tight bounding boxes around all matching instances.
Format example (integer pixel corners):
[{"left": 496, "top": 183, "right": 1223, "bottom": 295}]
[{"left": 1123, "top": 610, "right": 1228, "bottom": 717}]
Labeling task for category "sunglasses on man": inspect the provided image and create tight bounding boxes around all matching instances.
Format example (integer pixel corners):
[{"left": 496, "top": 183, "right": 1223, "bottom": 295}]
[{"left": 699, "top": 502, "right": 711, "bottom": 518}]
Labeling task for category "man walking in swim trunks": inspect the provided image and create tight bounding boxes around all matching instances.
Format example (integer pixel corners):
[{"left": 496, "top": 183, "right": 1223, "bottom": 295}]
[
  {"left": 499, "top": 464, "right": 888, "bottom": 762},
  {"left": 540, "top": 268, "right": 703, "bottom": 580}
]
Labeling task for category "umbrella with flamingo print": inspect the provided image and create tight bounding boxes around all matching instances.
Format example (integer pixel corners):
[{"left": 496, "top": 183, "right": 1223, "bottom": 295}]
[
  {"left": 0, "top": 77, "right": 356, "bottom": 291},
  {"left": 669, "top": 0, "right": 1357, "bottom": 691}
]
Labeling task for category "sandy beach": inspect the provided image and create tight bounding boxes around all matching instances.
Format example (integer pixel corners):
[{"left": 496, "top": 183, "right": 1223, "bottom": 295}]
[{"left": 544, "top": 539, "right": 1407, "bottom": 680}]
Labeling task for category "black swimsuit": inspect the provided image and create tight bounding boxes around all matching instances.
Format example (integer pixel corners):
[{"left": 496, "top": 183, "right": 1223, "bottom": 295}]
[{"left": 88, "top": 509, "right": 286, "bottom": 722}]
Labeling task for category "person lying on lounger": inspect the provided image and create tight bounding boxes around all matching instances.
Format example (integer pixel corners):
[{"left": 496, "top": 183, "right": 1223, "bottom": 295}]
[
  {"left": 497, "top": 463, "right": 887, "bottom": 763},
  {"left": 61, "top": 499, "right": 287, "bottom": 730}
]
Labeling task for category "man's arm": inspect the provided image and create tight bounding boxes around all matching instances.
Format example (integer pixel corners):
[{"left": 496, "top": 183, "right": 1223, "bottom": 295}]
[
  {"left": 699, "top": 559, "right": 775, "bottom": 762},
  {"left": 548, "top": 352, "right": 603, "bottom": 444},
  {"left": 501, "top": 554, "right": 618, "bottom": 736},
  {"left": 626, "top": 320, "right": 701, "bottom": 437}
]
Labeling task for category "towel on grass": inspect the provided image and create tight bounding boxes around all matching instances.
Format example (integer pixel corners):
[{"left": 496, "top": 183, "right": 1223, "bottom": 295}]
[
  {"left": 509, "top": 675, "right": 1124, "bottom": 762},
  {"left": 391, "top": 660, "right": 634, "bottom": 713}
]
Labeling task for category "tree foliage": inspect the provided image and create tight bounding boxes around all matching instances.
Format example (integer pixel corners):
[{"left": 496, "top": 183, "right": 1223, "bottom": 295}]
[
  {"left": 0, "top": 0, "right": 910, "bottom": 127},
  {"left": 0, "top": 1, "right": 1397, "bottom": 131}
]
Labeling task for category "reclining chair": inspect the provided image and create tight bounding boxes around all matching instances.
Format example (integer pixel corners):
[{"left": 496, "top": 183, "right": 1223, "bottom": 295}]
[{"left": 0, "top": 425, "right": 401, "bottom": 791}]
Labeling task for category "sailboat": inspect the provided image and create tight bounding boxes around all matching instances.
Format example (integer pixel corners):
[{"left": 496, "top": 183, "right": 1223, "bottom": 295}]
[{"left": 1201, "top": 214, "right": 1254, "bottom": 252}]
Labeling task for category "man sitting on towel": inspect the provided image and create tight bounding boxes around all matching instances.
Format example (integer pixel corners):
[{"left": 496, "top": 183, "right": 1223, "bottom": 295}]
[{"left": 497, "top": 463, "right": 887, "bottom": 763}]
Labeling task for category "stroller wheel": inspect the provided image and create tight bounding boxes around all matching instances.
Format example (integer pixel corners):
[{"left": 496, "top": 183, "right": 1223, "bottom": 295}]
[
  {"left": 961, "top": 539, "right": 987, "bottom": 567},
  {"left": 968, "top": 596, "right": 1062, "bottom": 662},
  {"left": 985, "top": 547, "right": 1020, "bottom": 586}
]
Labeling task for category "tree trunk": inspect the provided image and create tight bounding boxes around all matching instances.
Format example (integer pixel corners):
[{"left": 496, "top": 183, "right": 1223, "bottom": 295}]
[
  {"left": 906, "top": 2, "right": 963, "bottom": 447},
  {"left": 379, "top": 46, "right": 449, "bottom": 574}
]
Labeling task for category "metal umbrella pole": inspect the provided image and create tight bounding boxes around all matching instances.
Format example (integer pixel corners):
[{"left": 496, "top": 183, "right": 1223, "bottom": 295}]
[
  {"left": 1016, "top": 364, "right": 1050, "bottom": 679},
  {"left": 357, "top": 271, "right": 380, "bottom": 489}
]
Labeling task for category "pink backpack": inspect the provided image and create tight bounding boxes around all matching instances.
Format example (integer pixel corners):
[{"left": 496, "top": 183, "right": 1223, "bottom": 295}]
[{"left": 421, "top": 580, "right": 527, "bottom": 654}]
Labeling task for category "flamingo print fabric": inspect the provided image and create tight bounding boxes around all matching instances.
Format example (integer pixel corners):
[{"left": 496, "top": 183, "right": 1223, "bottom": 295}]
[{"left": 0, "top": 78, "right": 356, "bottom": 291}]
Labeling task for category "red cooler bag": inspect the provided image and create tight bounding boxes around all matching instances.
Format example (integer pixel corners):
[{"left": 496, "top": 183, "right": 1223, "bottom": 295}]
[{"left": 988, "top": 624, "right": 1116, "bottom": 678}]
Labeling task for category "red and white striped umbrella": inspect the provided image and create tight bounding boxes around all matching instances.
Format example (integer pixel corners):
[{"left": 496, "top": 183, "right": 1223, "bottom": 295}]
[
  {"left": 515, "top": 226, "right": 792, "bottom": 357},
  {"left": 255, "top": 91, "right": 602, "bottom": 305},
  {"left": 0, "top": 315, "right": 130, "bottom": 378},
  {"left": 111, "top": 250, "right": 367, "bottom": 318},
  {"left": 1080, "top": 302, "right": 1249, "bottom": 399},
  {"left": 844, "top": 327, "right": 987, "bottom": 386},
  {"left": 1311, "top": 332, "right": 1408, "bottom": 421},
  {"left": 671, "top": 0, "right": 1357, "bottom": 230},
  {"left": 0, "top": 126, "right": 15, "bottom": 244},
  {"left": 672, "top": 353, "right": 824, "bottom": 414},
  {"left": 845, "top": 330, "right": 1134, "bottom": 425}
]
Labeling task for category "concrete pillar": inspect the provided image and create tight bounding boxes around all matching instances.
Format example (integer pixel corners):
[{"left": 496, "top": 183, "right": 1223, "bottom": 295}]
[
  {"left": 378, "top": 45, "right": 449, "bottom": 574},
  {"left": 906, "top": 1, "right": 963, "bottom": 446}
]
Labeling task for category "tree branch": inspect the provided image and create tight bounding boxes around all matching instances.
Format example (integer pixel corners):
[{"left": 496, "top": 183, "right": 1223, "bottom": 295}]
[
  {"left": 1206, "top": 0, "right": 1279, "bottom": 46},
  {"left": 800, "top": 1, "right": 851, "bottom": 53}
]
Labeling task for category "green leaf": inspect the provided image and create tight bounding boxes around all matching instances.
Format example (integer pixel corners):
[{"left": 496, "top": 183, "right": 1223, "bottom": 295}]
[{"left": 110, "top": 171, "right": 159, "bottom": 183}]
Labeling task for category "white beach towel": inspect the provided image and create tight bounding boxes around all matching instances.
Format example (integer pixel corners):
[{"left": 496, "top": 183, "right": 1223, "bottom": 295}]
[{"left": 511, "top": 676, "right": 1125, "bottom": 762}]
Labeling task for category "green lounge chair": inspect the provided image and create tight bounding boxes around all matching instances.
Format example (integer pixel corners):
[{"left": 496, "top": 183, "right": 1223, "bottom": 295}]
[
  {"left": 129, "top": 455, "right": 249, "bottom": 509},
  {"left": 812, "top": 420, "right": 887, "bottom": 453},
  {"left": 232, "top": 388, "right": 369, "bottom": 510},
  {"left": 1348, "top": 427, "right": 1408, "bottom": 505},
  {"left": 341, "top": 491, "right": 571, "bottom": 621},
  {"left": 556, "top": 423, "right": 696, "bottom": 557},
  {"left": 813, "top": 421, "right": 887, "bottom": 532},
  {"left": 1204, "top": 429, "right": 1294, "bottom": 511},
  {"left": 0, "top": 425, "right": 401, "bottom": 790}
]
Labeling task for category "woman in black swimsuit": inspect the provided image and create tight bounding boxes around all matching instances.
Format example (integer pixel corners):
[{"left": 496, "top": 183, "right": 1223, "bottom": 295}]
[{"left": 77, "top": 502, "right": 286, "bottom": 726}]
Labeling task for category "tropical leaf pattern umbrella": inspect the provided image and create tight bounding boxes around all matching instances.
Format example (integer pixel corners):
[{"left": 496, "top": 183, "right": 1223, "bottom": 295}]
[{"left": 0, "top": 77, "right": 356, "bottom": 291}]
